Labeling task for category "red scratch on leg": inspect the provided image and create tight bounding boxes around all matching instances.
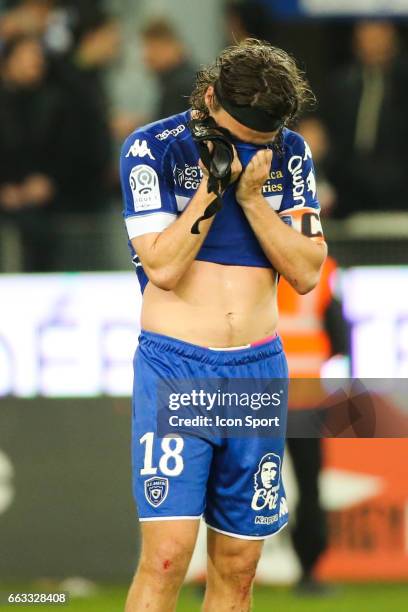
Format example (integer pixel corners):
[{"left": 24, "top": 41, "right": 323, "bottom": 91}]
[{"left": 163, "top": 559, "right": 171, "bottom": 570}]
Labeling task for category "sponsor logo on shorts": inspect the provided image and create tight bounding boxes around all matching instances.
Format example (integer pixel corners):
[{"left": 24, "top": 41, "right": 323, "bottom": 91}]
[
  {"left": 126, "top": 139, "right": 155, "bottom": 160},
  {"left": 130, "top": 165, "right": 161, "bottom": 211},
  {"left": 254, "top": 514, "right": 278, "bottom": 525},
  {"left": 279, "top": 496, "right": 289, "bottom": 518},
  {"left": 254, "top": 497, "right": 288, "bottom": 525},
  {"left": 156, "top": 124, "right": 186, "bottom": 141},
  {"left": 144, "top": 477, "right": 169, "bottom": 508},
  {"left": 251, "top": 452, "right": 281, "bottom": 512}
]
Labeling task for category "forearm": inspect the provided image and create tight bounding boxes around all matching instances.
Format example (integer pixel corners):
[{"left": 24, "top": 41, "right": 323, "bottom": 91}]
[
  {"left": 242, "top": 195, "right": 327, "bottom": 293},
  {"left": 139, "top": 178, "right": 216, "bottom": 289}
]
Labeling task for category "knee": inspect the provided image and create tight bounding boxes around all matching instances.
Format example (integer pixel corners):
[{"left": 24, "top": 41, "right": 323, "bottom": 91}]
[
  {"left": 216, "top": 548, "right": 261, "bottom": 588},
  {"left": 139, "top": 538, "right": 193, "bottom": 587}
]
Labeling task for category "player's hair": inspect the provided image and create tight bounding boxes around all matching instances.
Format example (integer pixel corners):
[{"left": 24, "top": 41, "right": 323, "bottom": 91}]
[{"left": 190, "top": 39, "right": 315, "bottom": 152}]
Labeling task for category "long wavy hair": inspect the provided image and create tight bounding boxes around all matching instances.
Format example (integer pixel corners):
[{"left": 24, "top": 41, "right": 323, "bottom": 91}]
[{"left": 190, "top": 39, "right": 316, "bottom": 155}]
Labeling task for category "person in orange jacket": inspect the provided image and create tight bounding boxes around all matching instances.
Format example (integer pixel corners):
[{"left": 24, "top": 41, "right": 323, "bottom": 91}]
[{"left": 278, "top": 255, "right": 348, "bottom": 595}]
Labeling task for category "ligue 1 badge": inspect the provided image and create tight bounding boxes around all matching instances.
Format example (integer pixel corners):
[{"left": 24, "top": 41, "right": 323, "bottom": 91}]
[{"left": 144, "top": 477, "right": 169, "bottom": 508}]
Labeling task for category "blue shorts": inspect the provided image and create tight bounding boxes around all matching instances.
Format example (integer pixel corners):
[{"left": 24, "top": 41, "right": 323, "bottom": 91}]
[{"left": 131, "top": 330, "right": 289, "bottom": 539}]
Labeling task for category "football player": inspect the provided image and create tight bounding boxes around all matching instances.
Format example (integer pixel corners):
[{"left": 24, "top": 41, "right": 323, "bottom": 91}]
[{"left": 120, "top": 40, "right": 327, "bottom": 612}]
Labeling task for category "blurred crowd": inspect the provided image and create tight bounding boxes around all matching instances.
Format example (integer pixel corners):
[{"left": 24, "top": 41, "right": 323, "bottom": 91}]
[{"left": 1, "top": 0, "right": 408, "bottom": 272}]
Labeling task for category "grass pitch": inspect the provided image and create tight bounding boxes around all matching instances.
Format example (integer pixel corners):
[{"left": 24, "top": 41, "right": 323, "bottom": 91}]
[{"left": 1, "top": 583, "right": 408, "bottom": 611}]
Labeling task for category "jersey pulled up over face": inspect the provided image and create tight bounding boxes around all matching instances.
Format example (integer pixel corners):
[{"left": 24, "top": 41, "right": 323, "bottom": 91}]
[{"left": 120, "top": 110, "right": 323, "bottom": 293}]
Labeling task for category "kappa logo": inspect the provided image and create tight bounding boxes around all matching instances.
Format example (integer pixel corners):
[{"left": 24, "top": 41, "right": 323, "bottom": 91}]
[
  {"left": 144, "top": 477, "right": 169, "bottom": 508},
  {"left": 156, "top": 124, "right": 186, "bottom": 141},
  {"left": 279, "top": 496, "right": 289, "bottom": 518},
  {"left": 126, "top": 139, "right": 155, "bottom": 160},
  {"left": 307, "top": 168, "right": 317, "bottom": 199},
  {"left": 251, "top": 453, "right": 281, "bottom": 512},
  {"left": 304, "top": 141, "right": 313, "bottom": 161}
]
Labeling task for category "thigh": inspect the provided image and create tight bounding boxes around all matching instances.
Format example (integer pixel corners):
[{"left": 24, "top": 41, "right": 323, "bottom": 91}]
[
  {"left": 204, "top": 348, "right": 289, "bottom": 539},
  {"left": 205, "top": 436, "right": 289, "bottom": 539},
  {"left": 132, "top": 347, "right": 213, "bottom": 521},
  {"left": 133, "top": 424, "right": 213, "bottom": 521}
]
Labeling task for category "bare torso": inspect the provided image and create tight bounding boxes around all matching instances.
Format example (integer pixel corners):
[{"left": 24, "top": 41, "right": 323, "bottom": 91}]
[{"left": 141, "top": 260, "right": 278, "bottom": 347}]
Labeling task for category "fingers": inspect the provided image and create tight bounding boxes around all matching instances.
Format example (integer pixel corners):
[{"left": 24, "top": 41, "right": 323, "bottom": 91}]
[
  {"left": 244, "top": 149, "right": 273, "bottom": 182},
  {"left": 198, "top": 158, "right": 209, "bottom": 177},
  {"left": 230, "top": 145, "right": 243, "bottom": 180},
  {"left": 248, "top": 149, "right": 273, "bottom": 170}
]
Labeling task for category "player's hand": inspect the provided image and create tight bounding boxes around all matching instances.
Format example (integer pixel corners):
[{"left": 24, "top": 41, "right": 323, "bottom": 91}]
[
  {"left": 75, "top": 22, "right": 121, "bottom": 68},
  {"left": 236, "top": 149, "right": 273, "bottom": 207},
  {"left": 199, "top": 144, "right": 242, "bottom": 186}
]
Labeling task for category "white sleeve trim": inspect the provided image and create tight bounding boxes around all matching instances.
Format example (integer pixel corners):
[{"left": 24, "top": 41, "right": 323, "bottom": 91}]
[{"left": 125, "top": 212, "right": 177, "bottom": 239}]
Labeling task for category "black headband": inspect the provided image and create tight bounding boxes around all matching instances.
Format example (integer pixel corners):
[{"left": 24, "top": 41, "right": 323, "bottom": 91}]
[{"left": 214, "top": 81, "right": 284, "bottom": 133}]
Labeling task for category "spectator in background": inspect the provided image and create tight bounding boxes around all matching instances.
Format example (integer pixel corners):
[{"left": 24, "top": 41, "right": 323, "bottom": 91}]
[
  {"left": 298, "top": 116, "right": 336, "bottom": 217},
  {"left": 224, "top": 0, "right": 276, "bottom": 43},
  {"left": 0, "top": 34, "right": 112, "bottom": 271},
  {"left": 0, "top": 1, "right": 121, "bottom": 115},
  {"left": 0, "top": 0, "right": 52, "bottom": 41},
  {"left": 325, "top": 20, "right": 408, "bottom": 218},
  {"left": 0, "top": 1, "right": 120, "bottom": 70},
  {"left": 0, "top": 1, "right": 107, "bottom": 43},
  {"left": 140, "top": 18, "right": 197, "bottom": 121},
  {"left": 64, "top": 0, "right": 121, "bottom": 98}
]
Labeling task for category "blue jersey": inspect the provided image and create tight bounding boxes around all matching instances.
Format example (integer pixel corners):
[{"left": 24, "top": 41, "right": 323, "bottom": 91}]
[{"left": 120, "top": 110, "right": 322, "bottom": 293}]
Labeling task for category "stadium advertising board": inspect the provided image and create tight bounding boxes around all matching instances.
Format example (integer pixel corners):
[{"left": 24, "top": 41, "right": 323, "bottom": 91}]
[
  {"left": 0, "top": 273, "right": 140, "bottom": 398},
  {"left": 0, "top": 399, "right": 138, "bottom": 581},
  {"left": 302, "top": 0, "right": 408, "bottom": 15},
  {"left": 318, "top": 438, "right": 408, "bottom": 581},
  {"left": 1, "top": 268, "right": 407, "bottom": 397},
  {"left": 262, "top": 0, "right": 408, "bottom": 17}
]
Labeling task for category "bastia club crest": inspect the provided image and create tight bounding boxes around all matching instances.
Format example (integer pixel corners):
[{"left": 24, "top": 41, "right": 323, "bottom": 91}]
[{"left": 144, "top": 477, "right": 169, "bottom": 508}]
